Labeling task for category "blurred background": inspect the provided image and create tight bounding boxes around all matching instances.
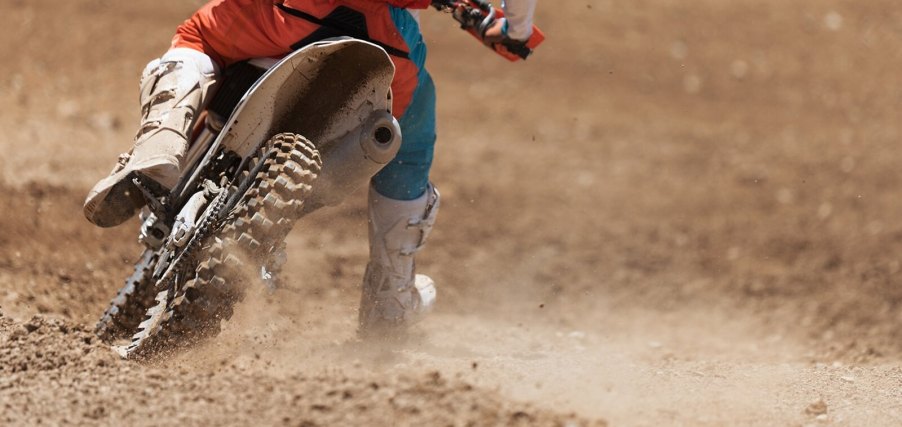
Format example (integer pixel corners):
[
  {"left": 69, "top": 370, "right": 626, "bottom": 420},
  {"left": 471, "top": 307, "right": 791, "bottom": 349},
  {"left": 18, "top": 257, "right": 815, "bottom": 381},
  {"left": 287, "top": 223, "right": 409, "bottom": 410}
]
[{"left": 0, "top": 0, "right": 900, "bottom": 425}]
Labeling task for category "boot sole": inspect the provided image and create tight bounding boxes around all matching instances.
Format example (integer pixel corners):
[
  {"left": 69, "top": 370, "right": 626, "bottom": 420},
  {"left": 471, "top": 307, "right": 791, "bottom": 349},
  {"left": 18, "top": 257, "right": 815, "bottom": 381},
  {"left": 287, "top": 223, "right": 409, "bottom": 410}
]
[{"left": 84, "top": 170, "right": 147, "bottom": 228}]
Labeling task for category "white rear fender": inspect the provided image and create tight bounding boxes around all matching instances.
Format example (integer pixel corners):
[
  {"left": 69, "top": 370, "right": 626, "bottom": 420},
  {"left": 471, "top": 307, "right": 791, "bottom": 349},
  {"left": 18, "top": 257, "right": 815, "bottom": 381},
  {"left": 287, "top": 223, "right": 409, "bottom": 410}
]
[{"left": 219, "top": 38, "right": 396, "bottom": 158}]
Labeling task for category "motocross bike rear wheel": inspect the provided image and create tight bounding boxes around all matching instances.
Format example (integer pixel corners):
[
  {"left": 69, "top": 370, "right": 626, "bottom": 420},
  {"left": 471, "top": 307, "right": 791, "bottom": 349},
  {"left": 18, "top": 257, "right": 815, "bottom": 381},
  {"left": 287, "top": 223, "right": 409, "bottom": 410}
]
[
  {"left": 94, "top": 249, "right": 160, "bottom": 342},
  {"left": 113, "top": 132, "right": 321, "bottom": 358}
]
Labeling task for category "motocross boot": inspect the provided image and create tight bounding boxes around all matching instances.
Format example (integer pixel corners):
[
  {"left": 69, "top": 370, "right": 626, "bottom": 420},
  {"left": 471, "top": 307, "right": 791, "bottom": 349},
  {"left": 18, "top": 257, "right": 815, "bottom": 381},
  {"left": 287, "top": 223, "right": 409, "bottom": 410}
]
[
  {"left": 84, "top": 49, "right": 218, "bottom": 228},
  {"left": 358, "top": 183, "right": 440, "bottom": 337}
]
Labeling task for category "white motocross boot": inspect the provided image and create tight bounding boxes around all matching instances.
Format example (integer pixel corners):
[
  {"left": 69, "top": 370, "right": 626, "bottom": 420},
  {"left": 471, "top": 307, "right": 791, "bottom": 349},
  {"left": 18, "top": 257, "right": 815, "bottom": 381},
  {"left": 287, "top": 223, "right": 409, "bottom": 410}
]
[
  {"left": 84, "top": 49, "right": 218, "bottom": 228},
  {"left": 358, "top": 183, "right": 440, "bottom": 337}
]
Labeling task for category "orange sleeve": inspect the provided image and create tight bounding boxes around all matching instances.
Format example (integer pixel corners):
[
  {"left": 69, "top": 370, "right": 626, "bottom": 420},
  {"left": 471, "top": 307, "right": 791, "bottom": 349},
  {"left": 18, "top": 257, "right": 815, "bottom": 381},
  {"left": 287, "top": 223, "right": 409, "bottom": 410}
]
[
  {"left": 171, "top": 0, "right": 235, "bottom": 67},
  {"left": 171, "top": 0, "right": 316, "bottom": 68}
]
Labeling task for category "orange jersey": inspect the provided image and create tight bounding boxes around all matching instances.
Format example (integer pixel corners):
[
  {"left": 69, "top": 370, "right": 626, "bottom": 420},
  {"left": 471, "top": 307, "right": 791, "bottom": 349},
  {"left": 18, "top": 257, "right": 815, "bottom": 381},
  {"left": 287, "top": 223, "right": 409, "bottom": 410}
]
[{"left": 172, "top": 0, "right": 430, "bottom": 117}]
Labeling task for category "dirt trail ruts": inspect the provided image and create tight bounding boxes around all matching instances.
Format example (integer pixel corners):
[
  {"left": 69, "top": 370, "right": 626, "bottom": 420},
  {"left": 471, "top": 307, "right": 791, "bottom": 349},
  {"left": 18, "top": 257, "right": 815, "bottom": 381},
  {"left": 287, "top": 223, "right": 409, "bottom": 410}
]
[
  {"left": 2, "top": 0, "right": 902, "bottom": 425},
  {"left": 0, "top": 312, "right": 598, "bottom": 426},
  {"left": 1, "top": 184, "right": 899, "bottom": 426},
  {"left": 179, "top": 269, "right": 902, "bottom": 426}
]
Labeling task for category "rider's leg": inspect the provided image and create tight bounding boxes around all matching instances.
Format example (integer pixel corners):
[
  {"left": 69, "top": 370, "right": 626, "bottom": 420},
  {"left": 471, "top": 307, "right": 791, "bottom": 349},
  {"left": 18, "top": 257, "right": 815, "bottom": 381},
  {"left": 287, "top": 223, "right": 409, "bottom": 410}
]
[
  {"left": 358, "top": 182, "right": 439, "bottom": 335},
  {"left": 84, "top": 48, "right": 219, "bottom": 228},
  {"left": 359, "top": 70, "right": 439, "bottom": 336}
]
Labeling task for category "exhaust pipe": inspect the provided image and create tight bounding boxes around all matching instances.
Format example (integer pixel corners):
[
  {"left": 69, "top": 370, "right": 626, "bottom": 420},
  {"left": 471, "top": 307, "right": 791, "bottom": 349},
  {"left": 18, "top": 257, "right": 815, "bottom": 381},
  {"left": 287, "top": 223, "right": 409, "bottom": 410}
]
[{"left": 303, "top": 110, "right": 402, "bottom": 212}]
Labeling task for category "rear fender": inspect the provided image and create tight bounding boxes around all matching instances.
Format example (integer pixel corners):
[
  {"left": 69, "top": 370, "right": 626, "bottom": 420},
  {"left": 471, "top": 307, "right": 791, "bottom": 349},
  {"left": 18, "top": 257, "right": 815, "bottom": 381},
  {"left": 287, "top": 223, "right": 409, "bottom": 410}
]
[{"left": 220, "top": 37, "right": 396, "bottom": 158}]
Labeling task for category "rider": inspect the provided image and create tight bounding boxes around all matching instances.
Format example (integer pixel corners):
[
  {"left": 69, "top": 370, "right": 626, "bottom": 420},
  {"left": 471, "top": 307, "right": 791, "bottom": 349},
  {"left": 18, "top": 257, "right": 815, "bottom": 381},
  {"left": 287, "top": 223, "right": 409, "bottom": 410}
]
[{"left": 83, "top": 0, "right": 538, "bottom": 336}]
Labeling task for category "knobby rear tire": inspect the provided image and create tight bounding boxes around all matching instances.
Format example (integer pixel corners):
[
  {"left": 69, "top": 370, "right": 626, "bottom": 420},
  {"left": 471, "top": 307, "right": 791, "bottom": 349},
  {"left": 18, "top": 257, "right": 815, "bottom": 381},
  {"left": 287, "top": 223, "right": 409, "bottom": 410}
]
[{"left": 117, "top": 133, "right": 322, "bottom": 358}]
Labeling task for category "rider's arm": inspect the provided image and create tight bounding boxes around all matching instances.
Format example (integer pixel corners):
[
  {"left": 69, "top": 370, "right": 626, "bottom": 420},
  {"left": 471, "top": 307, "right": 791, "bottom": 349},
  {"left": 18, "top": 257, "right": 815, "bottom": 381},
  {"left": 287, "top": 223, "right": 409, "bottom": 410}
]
[{"left": 501, "top": 0, "right": 537, "bottom": 41}]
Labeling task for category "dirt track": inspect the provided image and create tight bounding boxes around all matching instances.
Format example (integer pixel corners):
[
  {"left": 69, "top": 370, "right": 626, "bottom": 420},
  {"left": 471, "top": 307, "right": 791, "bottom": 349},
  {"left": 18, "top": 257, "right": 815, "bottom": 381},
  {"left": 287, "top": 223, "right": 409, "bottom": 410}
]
[{"left": 1, "top": 0, "right": 901, "bottom": 425}]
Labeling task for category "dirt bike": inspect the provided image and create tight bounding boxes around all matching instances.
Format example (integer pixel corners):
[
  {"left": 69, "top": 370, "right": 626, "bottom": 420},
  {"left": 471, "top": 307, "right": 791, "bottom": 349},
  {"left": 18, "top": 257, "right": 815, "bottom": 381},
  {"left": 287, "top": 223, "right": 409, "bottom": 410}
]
[
  {"left": 94, "top": 38, "right": 403, "bottom": 358},
  {"left": 94, "top": 0, "right": 545, "bottom": 359}
]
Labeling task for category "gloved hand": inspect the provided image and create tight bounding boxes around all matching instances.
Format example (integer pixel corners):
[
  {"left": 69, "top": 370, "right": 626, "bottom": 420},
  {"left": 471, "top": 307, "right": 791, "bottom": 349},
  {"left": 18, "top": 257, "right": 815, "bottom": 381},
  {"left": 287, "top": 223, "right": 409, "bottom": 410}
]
[
  {"left": 481, "top": 18, "right": 531, "bottom": 59},
  {"left": 482, "top": 18, "right": 529, "bottom": 44},
  {"left": 481, "top": 18, "right": 508, "bottom": 45}
]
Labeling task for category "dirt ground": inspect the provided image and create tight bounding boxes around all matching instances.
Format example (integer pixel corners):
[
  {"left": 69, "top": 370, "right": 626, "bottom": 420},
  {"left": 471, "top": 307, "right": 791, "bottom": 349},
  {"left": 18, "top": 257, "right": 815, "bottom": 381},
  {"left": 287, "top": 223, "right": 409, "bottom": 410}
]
[{"left": 1, "top": 0, "right": 901, "bottom": 425}]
